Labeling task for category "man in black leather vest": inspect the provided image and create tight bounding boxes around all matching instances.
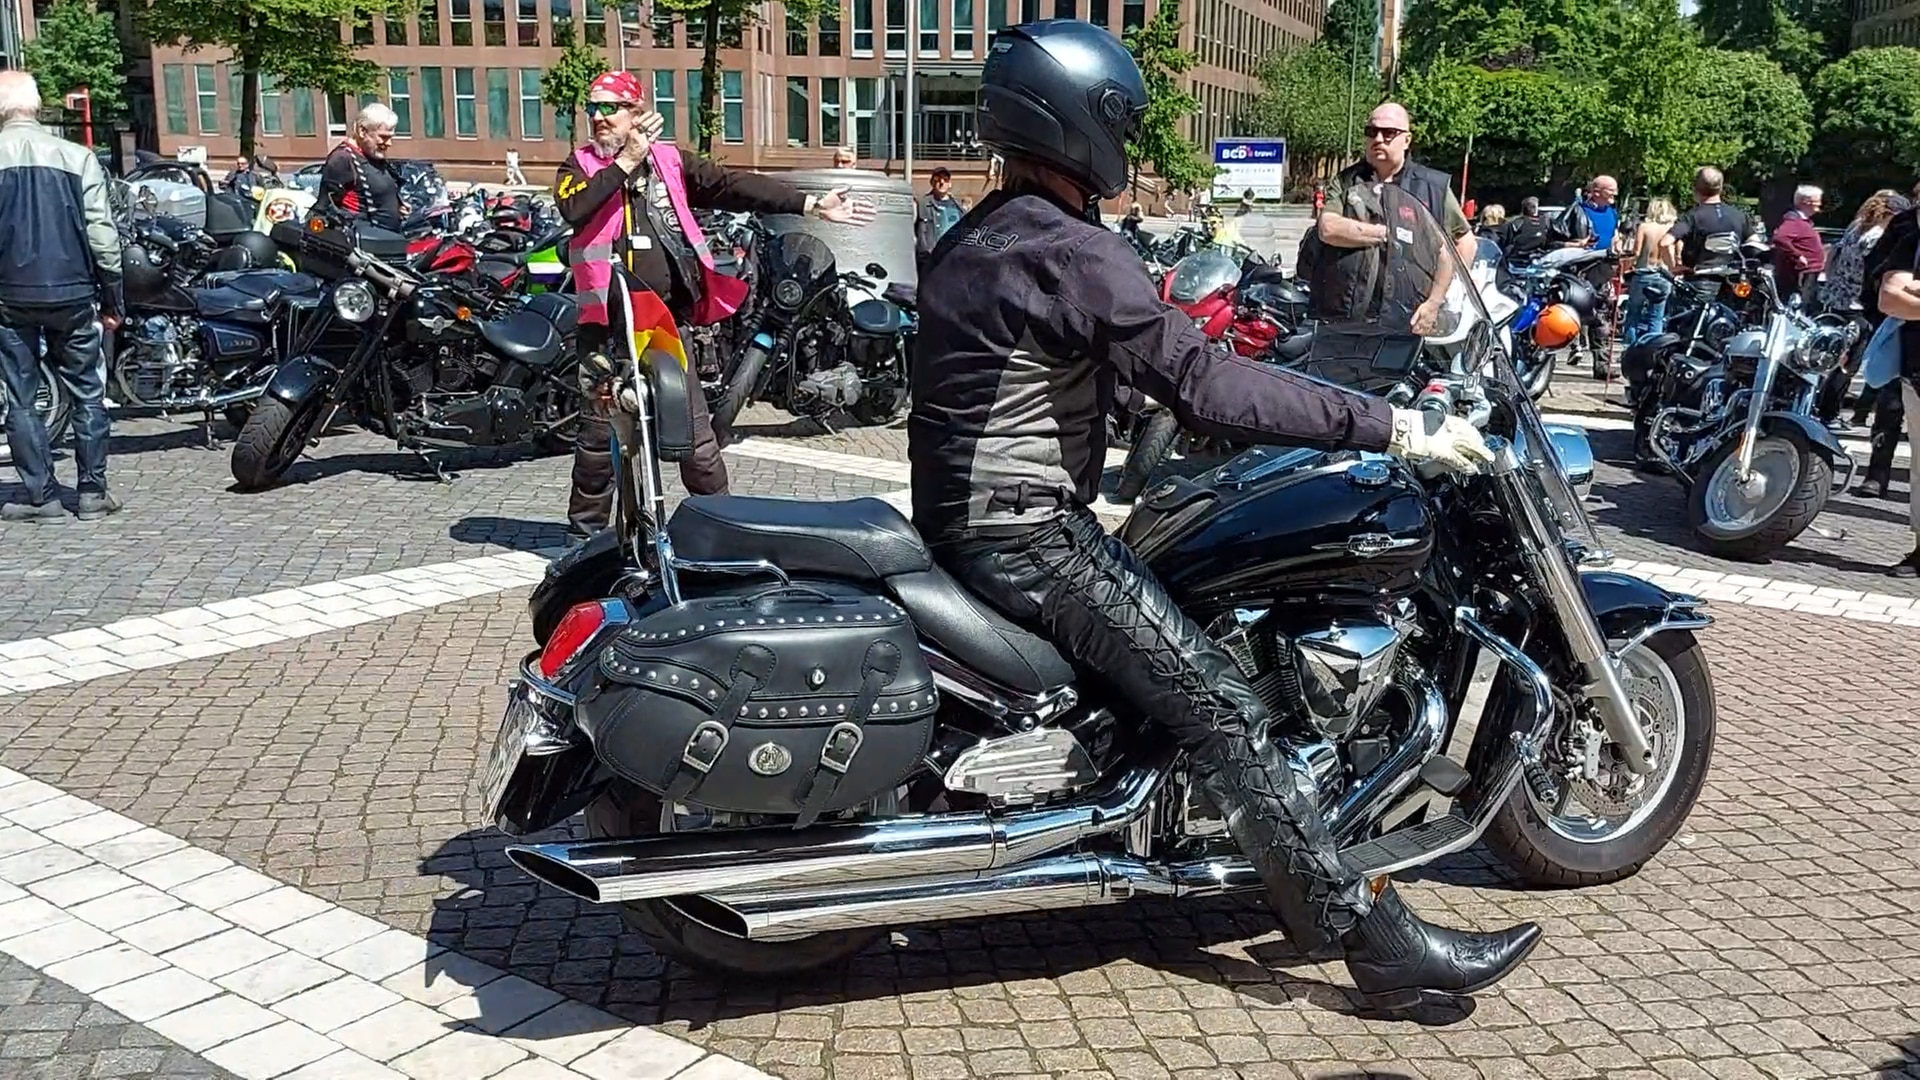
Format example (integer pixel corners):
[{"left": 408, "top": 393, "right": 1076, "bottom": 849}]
[{"left": 1309, "top": 103, "right": 1474, "bottom": 330}]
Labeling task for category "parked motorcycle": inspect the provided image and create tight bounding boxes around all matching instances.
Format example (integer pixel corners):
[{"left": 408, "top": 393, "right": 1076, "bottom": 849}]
[
  {"left": 1625, "top": 239, "right": 1857, "bottom": 560},
  {"left": 481, "top": 189, "right": 1716, "bottom": 982},
  {"left": 713, "top": 225, "right": 914, "bottom": 431},
  {"left": 229, "top": 216, "right": 584, "bottom": 489}
]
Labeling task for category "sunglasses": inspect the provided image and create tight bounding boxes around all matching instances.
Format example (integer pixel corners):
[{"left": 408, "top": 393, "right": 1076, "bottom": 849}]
[
  {"left": 585, "top": 101, "right": 636, "bottom": 118},
  {"left": 1363, "top": 125, "right": 1407, "bottom": 141}
]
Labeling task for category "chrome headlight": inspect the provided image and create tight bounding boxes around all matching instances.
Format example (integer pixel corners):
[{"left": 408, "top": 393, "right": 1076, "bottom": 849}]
[
  {"left": 774, "top": 278, "right": 805, "bottom": 308},
  {"left": 333, "top": 279, "right": 377, "bottom": 323},
  {"left": 1791, "top": 323, "right": 1851, "bottom": 375}
]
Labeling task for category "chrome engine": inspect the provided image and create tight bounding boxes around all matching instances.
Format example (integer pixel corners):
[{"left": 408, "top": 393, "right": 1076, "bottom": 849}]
[{"left": 114, "top": 315, "right": 201, "bottom": 409}]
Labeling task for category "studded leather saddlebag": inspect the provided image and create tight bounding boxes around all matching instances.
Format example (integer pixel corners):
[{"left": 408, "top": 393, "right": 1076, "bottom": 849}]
[{"left": 581, "top": 583, "right": 938, "bottom": 827}]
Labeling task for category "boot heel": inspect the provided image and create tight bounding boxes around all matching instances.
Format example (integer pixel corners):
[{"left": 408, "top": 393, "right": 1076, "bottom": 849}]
[{"left": 1361, "top": 987, "right": 1426, "bottom": 1012}]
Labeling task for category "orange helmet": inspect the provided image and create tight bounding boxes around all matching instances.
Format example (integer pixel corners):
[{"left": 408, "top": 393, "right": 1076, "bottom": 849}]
[{"left": 1532, "top": 303, "right": 1581, "bottom": 348}]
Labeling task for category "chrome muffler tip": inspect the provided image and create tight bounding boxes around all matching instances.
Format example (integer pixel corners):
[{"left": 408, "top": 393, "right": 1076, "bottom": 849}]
[{"left": 504, "top": 844, "right": 606, "bottom": 903}]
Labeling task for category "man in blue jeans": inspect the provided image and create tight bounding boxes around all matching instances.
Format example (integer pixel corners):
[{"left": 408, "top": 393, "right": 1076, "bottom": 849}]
[{"left": 0, "top": 71, "right": 122, "bottom": 522}]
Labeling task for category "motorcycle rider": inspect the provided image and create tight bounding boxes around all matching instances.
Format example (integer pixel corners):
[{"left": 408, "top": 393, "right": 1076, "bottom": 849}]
[
  {"left": 911, "top": 19, "right": 1541, "bottom": 1009},
  {"left": 317, "top": 103, "right": 405, "bottom": 232}
]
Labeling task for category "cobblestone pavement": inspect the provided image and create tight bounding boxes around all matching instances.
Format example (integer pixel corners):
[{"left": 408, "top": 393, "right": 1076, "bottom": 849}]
[
  {"left": 3, "top": 588, "right": 1916, "bottom": 1080},
  {"left": 0, "top": 415, "right": 898, "bottom": 643},
  {"left": 0, "top": 954, "right": 237, "bottom": 1079}
]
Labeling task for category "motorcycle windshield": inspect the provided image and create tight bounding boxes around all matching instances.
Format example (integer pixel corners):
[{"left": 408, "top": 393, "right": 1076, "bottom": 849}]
[
  {"left": 1306, "top": 185, "right": 1603, "bottom": 553},
  {"left": 1166, "top": 250, "right": 1239, "bottom": 305}
]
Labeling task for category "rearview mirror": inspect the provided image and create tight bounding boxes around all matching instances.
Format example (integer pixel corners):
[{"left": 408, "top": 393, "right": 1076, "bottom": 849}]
[{"left": 865, "top": 262, "right": 888, "bottom": 280}]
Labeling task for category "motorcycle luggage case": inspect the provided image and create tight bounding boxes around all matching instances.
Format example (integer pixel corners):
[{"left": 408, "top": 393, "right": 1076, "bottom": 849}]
[{"left": 581, "top": 582, "right": 938, "bottom": 825}]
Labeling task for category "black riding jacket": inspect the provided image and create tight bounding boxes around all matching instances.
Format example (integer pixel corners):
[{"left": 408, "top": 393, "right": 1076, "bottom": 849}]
[{"left": 907, "top": 187, "right": 1394, "bottom": 546}]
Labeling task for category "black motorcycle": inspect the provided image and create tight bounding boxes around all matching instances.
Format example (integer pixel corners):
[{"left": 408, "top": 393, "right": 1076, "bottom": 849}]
[
  {"left": 478, "top": 189, "right": 1716, "bottom": 983},
  {"left": 712, "top": 225, "right": 915, "bottom": 431},
  {"left": 228, "top": 216, "right": 584, "bottom": 489}
]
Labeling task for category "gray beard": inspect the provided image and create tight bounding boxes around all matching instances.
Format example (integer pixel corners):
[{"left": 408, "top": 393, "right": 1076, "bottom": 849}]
[{"left": 593, "top": 135, "right": 623, "bottom": 158}]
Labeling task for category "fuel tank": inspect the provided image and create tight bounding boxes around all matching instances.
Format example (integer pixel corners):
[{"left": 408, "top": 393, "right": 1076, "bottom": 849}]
[{"left": 1120, "top": 445, "right": 1433, "bottom": 618}]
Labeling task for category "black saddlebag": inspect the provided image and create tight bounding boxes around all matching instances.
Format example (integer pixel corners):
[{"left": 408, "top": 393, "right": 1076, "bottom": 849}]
[{"left": 580, "top": 584, "right": 937, "bottom": 826}]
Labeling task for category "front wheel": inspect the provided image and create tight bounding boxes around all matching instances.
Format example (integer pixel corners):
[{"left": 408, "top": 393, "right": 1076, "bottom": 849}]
[
  {"left": 231, "top": 396, "right": 327, "bottom": 491},
  {"left": 584, "top": 782, "right": 882, "bottom": 978},
  {"left": 1687, "top": 430, "right": 1831, "bottom": 561},
  {"left": 1112, "top": 409, "right": 1180, "bottom": 504},
  {"left": 1484, "top": 631, "right": 1715, "bottom": 888},
  {"left": 713, "top": 342, "right": 772, "bottom": 433}
]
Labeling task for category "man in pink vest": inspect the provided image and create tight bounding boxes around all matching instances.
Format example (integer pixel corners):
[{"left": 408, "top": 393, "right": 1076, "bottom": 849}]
[{"left": 557, "top": 70, "right": 871, "bottom": 539}]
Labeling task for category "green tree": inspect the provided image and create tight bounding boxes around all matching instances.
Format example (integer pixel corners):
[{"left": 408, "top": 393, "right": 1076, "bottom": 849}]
[
  {"left": 140, "top": 0, "right": 399, "bottom": 157},
  {"left": 1243, "top": 43, "right": 1381, "bottom": 175},
  {"left": 21, "top": 0, "right": 127, "bottom": 121},
  {"left": 1123, "top": 0, "right": 1215, "bottom": 196},
  {"left": 1808, "top": 47, "right": 1920, "bottom": 208},
  {"left": 1694, "top": 0, "right": 1846, "bottom": 80},
  {"left": 1321, "top": 0, "right": 1378, "bottom": 65},
  {"left": 1687, "top": 47, "right": 1810, "bottom": 188},
  {"left": 1398, "top": 0, "right": 1619, "bottom": 71},
  {"left": 541, "top": 41, "right": 609, "bottom": 144},
  {"left": 1397, "top": 59, "right": 1605, "bottom": 192},
  {"left": 654, "top": 0, "right": 823, "bottom": 152}
]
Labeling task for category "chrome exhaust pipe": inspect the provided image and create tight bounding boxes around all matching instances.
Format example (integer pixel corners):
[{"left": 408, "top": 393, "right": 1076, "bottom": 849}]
[
  {"left": 505, "top": 763, "right": 1167, "bottom": 905},
  {"left": 708, "top": 853, "right": 1263, "bottom": 941},
  {"left": 1323, "top": 672, "right": 1448, "bottom": 842}
]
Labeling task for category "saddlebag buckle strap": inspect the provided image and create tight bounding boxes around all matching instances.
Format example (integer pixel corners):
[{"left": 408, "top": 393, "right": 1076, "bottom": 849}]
[
  {"left": 663, "top": 720, "right": 730, "bottom": 803},
  {"left": 794, "top": 722, "right": 865, "bottom": 829}
]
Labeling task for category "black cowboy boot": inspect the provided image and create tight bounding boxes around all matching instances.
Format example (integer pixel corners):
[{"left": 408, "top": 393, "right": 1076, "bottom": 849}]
[{"left": 1342, "top": 884, "right": 1542, "bottom": 1010}]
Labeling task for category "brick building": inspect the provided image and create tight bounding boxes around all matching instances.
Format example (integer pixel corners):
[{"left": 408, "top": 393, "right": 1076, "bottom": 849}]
[{"left": 141, "top": 0, "right": 1321, "bottom": 191}]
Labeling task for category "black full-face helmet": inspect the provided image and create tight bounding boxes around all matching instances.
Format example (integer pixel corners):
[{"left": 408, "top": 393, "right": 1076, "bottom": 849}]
[{"left": 977, "top": 19, "right": 1148, "bottom": 201}]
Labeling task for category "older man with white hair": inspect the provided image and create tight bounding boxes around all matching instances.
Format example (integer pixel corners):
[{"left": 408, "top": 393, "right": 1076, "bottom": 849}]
[
  {"left": 1772, "top": 183, "right": 1826, "bottom": 302},
  {"left": 0, "top": 70, "right": 123, "bottom": 522},
  {"left": 317, "top": 101, "right": 404, "bottom": 230}
]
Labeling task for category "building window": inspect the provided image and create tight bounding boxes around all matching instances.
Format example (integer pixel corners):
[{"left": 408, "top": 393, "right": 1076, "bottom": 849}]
[
  {"left": 1088, "top": 0, "right": 1105, "bottom": 25},
  {"left": 161, "top": 65, "right": 187, "bottom": 134},
  {"left": 353, "top": 13, "right": 374, "bottom": 44},
  {"left": 651, "top": 9, "right": 674, "bottom": 45},
  {"left": 820, "top": 8, "right": 841, "bottom": 54},
  {"left": 1019, "top": 0, "right": 1038, "bottom": 21},
  {"left": 420, "top": 67, "right": 446, "bottom": 138},
  {"left": 419, "top": 0, "right": 441, "bottom": 44},
  {"left": 786, "top": 13, "right": 807, "bottom": 53},
  {"left": 385, "top": 12, "right": 408, "bottom": 43},
  {"left": 852, "top": 77, "right": 877, "bottom": 157},
  {"left": 518, "top": 0, "right": 540, "bottom": 44},
  {"left": 519, "top": 68, "right": 543, "bottom": 138},
  {"left": 652, "top": 71, "right": 676, "bottom": 139},
  {"left": 390, "top": 68, "right": 413, "bottom": 137},
  {"left": 454, "top": 68, "right": 477, "bottom": 136},
  {"left": 919, "top": 0, "right": 937, "bottom": 53},
  {"left": 551, "top": 0, "right": 574, "bottom": 43},
  {"left": 987, "top": 0, "right": 1005, "bottom": 28},
  {"left": 584, "top": 0, "right": 606, "bottom": 43},
  {"left": 486, "top": 68, "right": 511, "bottom": 138},
  {"left": 193, "top": 65, "right": 217, "bottom": 133},
  {"left": 721, "top": 70, "right": 744, "bottom": 143},
  {"left": 687, "top": 17, "right": 703, "bottom": 47},
  {"left": 260, "top": 75, "right": 282, "bottom": 136},
  {"left": 293, "top": 89, "right": 316, "bottom": 136},
  {"left": 786, "top": 76, "right": 809, "bottom": 146},
  {"left": 852, "top": 0, "right": 873, "bottom": 54},
  {"left": 952, "top": 0, "right": 973, "bottom": 55},
  {"left": 228, "top": 68, "right": 242, "bottom": 136},
  {"left": 884, "top": 0, "right": 904, "bottom": 55},
  {"left": 1054, "top": 0, "right": 1072, "bottom": 16},
  {"left": 451, "top": 0, "right": 474, "bottom": 45},
  {"left": 820, "top": 77, "right": 842, "bottom": 147},
  {"left": 484, "top": 0, "right": 507, "bottom": 44},
  {"left": 687, "top": 69, "right": 704, "bottom": 139},
  {"left": 1121, "top": 0, "right": 1143, "bottom": 29}
]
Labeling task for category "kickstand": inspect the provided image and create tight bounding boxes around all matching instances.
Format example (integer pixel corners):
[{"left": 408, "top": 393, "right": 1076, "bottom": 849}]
[
  {"left": 413, "top": 447, "right": 458, "bottom": 483},
  {"left": 198, "top": 410, "right": 223, "bottom": 450}
]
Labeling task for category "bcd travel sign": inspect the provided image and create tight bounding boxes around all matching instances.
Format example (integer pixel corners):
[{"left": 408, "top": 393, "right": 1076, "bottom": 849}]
[{"left": 1211, "top": 138, "right": 1286, "bottom": 201}]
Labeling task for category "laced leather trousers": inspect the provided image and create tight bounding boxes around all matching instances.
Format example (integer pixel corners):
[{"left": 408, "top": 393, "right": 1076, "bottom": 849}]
[
  {"left": 935, "top": 505, "right": 1375, "bottom": 951},
  {"left": 569, "top": 323, "right": 729, "bottom": 534}
]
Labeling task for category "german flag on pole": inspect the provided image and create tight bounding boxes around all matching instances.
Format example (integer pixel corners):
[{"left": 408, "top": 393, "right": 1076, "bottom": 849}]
[{"left": 628, "top": 287, "right": 689, "bottom": 372}]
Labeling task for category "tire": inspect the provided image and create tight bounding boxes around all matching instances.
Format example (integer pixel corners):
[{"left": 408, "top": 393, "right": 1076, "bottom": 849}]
[
  {"left": 584, "top": 781, "right": 882, "bottom": 978},
  {"left": 223, "top": 404, "right": 254, "bottom": 434},
  {"left": 230, "top": 396, "right": 325, "bottom": 491},
  {"left": 1522, "top": 352, "right": 1554, "bottom": 401},
  {"left": 1484, "top": 631, "right": 1716, "bottom": 888},
  {"left": 1112, "top": 410, "right": 1180, "bottom": 504},
  {"left": 848, "top": 380, "right": 906, "bottom": 427},
  {"left": 1686, "top": 430, "right": 1830, "bottom": 562},
  {"left": 713, "top": 343, "right": 771, "bottom": 432}
]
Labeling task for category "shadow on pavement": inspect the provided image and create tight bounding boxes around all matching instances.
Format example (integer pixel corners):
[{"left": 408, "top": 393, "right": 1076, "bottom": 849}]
[
  {"left": 1875, "top": 1035, "right": 1920, "bottom": 1077},
  {"left": 450, "top": 515, "right": 573, "bottom": 554}
]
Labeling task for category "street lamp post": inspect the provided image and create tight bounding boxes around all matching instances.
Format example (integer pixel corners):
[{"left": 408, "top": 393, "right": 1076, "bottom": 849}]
[{"left": 904, "top": 0, "right": 916, "bottom": 184}]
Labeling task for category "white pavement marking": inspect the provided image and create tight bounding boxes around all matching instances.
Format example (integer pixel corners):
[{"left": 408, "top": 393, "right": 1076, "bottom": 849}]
[
  {"left": 1541, "top": 410, "right": 1911, "bottom": 466},
  {"left": 0, "top": 766, "right": 774, "bottom": 1080}
]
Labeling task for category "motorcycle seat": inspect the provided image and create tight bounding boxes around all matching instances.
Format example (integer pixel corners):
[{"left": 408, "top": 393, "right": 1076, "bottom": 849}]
[
  {"left": 667, "top": 495, "right": 1075, "bottom": 697},
  {"left": 849, "top": 297, "right": 906, "bottom": 336},
  {"left": 193, "top": 272, "right": 319, "bottom": 321},
  {"left": 477, "top": 254, "right": 525, "bottom": 283},
  {"left": 478, "top": 309, "right": 564, "bottom": 368},
  {"left": 522, "top": 292, "right": 579, "bottom": 335},
  {"left": 882, "top": 281, "right": 917, "bottom": 309},
  {"left": 1271, "top": 323, "right": 1316, "bottom": 362},
  {"left": 670, "top": 495, "right": 933, "bottom": 580}
]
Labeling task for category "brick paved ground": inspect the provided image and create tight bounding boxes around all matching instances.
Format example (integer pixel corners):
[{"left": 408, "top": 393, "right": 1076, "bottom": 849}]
[
  {"left": 3, "top": 590, "right": 1916, "bottom": 1080},
  {"left": 0, "top": 955, "right": 236, "bottom": 1079}
]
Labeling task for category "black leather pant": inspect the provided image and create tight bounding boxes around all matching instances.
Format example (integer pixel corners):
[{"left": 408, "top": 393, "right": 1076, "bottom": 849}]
[
  {"left": 569, "top": 323, "right": 728, "bottom": 534},
  {"left": 935, "top": 506, "right": 1374, "bottom": 950},
  {"left": 1865, "top": 379, "right": 1908, "bottom": 487}
]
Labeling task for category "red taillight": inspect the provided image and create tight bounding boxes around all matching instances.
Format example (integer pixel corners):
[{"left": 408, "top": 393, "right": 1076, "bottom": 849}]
[{"left": 539, "top": 601, "right": 610, "bottom": 679}]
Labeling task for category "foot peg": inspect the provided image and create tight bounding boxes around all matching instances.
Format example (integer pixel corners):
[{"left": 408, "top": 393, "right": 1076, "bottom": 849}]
[{"left": 1418, "top": 757, "right": 1470, "bottom": 797}]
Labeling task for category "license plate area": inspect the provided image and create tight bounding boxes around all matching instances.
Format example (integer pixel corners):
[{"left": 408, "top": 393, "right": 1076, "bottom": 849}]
[{"left": 482, "top": 659, "right": 596, "bottom": 836}]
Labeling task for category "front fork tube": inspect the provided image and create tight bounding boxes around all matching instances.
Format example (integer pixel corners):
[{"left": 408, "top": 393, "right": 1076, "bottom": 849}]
[
  {"left": 1733, "top": 320, "right": 1786, "bottom": 483},
  {"left": 1483, "top": 439, "right": 1656, "bottom": 775}
]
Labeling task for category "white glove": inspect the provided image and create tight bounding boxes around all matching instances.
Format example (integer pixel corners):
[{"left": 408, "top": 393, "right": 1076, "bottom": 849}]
[{"left": 1387, "top": 408, "right": 1495, "bottom": 474}]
